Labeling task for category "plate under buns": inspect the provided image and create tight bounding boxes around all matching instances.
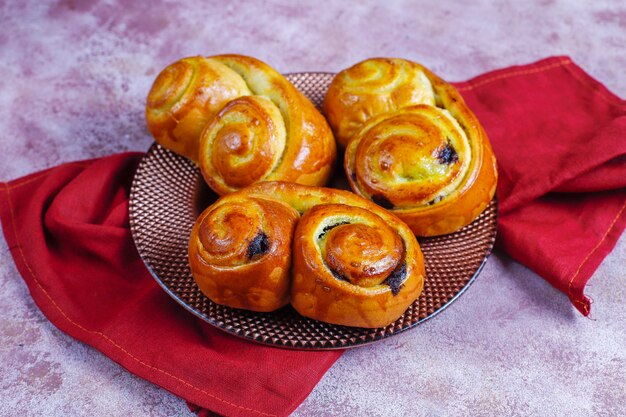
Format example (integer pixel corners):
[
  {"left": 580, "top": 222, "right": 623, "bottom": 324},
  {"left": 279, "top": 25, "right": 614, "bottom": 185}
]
[{"left": 129, "top": 72, "right": 497, "bottom": 350}]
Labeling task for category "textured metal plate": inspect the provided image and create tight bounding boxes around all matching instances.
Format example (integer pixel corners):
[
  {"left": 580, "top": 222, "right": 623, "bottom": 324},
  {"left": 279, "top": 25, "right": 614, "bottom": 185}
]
[{"left": 129, "top": 72, "right": 498, "bottom": 350}]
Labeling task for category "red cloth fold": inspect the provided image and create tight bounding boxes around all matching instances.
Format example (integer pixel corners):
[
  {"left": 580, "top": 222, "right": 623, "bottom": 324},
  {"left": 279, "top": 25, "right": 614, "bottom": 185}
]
[
  {"left": 0, "top": 154, "right": 341, "bottom": 417},
  {"left": 453, "top": 56, "right": 626, "bottom": 315},
  {"left": 1, "top": 57, "right": 625, "bottom": 416}
]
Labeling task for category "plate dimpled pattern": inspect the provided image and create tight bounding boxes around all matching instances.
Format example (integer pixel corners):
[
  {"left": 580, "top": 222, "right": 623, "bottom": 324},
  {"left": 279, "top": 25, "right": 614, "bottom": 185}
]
[{"left": 129, "top": 72, "right": 498, "bottom": 350}]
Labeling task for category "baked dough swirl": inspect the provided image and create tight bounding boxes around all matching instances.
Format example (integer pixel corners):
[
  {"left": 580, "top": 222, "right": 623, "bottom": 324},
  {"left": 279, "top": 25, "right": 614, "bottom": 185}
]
[
  {"left": 324, "top": 58, "right": 498, "bottom": 236},
  {"left": 189, "top": 181, "right": 425, "bottom": 328},
  {"left": 146, "top": 56, "right": 250, "bottom": 163},
  {"left": 146, "top": 55, "right": 336, "bottom": 195},
  {"left": 324, "top": 57, "right": 436, "bottom": 148},
  {"left": 188, "top": 196, "right": 299, "bottom": 312}
]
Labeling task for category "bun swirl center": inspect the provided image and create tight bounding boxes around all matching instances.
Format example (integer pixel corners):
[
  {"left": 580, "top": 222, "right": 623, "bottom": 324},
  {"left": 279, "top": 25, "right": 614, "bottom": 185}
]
[
  {"left": 347, "top": 105, "right": 471, "bottom": 208},
  {"left": 147, "top": 59, "right": 196, "bottom": 112},
  {"left": 303, "top": 204, "right": 407, "bottom": 290},
  {"left": 204, "top": 96, "right": 287, "bottom": 189},
  {"left": 197, "top": 199, "right": 266, "bottom": 267},
  {"left": 322, "top": 222, "right": 403, "bottom": 287}
]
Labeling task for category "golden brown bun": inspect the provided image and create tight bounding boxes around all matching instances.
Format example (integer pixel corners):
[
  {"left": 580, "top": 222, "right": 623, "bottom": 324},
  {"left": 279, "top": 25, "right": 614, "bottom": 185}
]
[
  {"left": 324, "top": 58, "right": 436, "bottom": 148},
  {"left": 325, "top": 58, "right": 497, "bottom": 236},
  {"left": 146, "top": 55, "right": 336, "bottom": 195},
  {"left": 188, "top": 195, "right": 299, "bottom": 312},
  {"left": 189, "top": 181, "right": 425, "bottom": 328},
  {"left": 146, "top": 56, "right": 250, "bottom": 163},
  {"left": 291, "top": 202, "right": 424, "bottom": 328}
]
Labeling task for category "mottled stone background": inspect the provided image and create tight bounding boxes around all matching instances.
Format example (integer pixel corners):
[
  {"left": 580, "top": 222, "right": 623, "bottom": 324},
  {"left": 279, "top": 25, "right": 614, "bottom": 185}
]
[{"left": 1, "top": 1, "right": 625, "bottom": 416}]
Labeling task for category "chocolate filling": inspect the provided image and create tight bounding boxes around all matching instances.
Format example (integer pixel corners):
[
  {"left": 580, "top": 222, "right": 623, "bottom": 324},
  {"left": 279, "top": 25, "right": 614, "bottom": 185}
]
[
  {"left": 436, "top": 142, "right": 459, "bottom": 165},
  {"left": 330, "top": 268, "right": 349, "bottom": 282},
  {"left": 384, "top": 261, "right": 407, "bottom": 296},
  {"left": 246, "top": 232, "right": 269, "bottom": 260},
  {"left": 427, "top": 195, "right": 444, "bottom": 206},
  {"left": 371, "top": 194, "right": 394, "bottom": 210},
  {"left": 318, "top": 221, "right": 350, "bottom": 239}
]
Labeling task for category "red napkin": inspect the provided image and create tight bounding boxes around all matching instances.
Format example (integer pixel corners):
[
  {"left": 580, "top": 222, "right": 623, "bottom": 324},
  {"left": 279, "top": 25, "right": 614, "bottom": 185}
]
[
  {"left": 1, "top": 57, "right": 625, "bottom": 416},
  {"left": 0, "top": 154, "right": 341, "bottom": 417},
  {"left": 454, "top": 56, "right": 626, "bottom": 316}
]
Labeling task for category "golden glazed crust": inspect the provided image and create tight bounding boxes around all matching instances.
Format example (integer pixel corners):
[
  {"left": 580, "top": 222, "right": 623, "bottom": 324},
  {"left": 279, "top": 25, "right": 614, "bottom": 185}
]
[
  {"left": 146, "top": 54, "right": 336, "bottom": 195},
  {"left": 189, "top": 181, "right": 425, "bottom": 328},
  {"left": 146, "top": 56, "right": 250, "bottom": 163},
  {"left": 325, "top": 58, "right": 498, "bottom": 236},
  {"left": 323, "top": 58, "right": 436, "bottom": 148},
  {"left": 188, "top": 196, "right": 299, "bottom": 312}
]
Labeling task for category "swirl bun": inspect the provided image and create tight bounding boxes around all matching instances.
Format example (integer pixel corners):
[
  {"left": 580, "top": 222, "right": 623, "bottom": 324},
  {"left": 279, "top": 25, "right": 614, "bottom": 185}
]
[
  {"left": 146, "top": 55, "right": 336, "bottom": 195},
  {"left": 323, "top": 58, "right": 436, "bottom": 148},
  {"left": 189, "top": 182, "right": 425, "bottom": 328},
  {"left": 324, "top": 58, "right": 497, "bottom": 236},
  {"left": 292, "top": 203, "right": 424, "bottom": 328},
  {"left": 146, "top": 57, "right": 250, "bottom": 163},
  {"left": 200, "top": 96, "right": 286, "bottom": 190},
  {"left": 188, "top": 195, "right": 299, "bottom": 312}
]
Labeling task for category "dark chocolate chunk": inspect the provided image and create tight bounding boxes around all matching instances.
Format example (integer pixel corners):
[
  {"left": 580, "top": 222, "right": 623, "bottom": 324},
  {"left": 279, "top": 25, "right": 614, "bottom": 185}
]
[
  {"left": 371, "top": 194, "right": 395, "bottom": 210},
  {"left": 427, "top": 196, "right": 444, "bottom": 206},
  {"left": 436, "top": 142, "right": 459, "bottom": 165},
  {"left": 330, "top": 268, "right": 349, "bottom": 282},
  {"left": 246, "top": 232, "right": 269, "bottom": 260},
  {"left": 385, "top": 261, "right": 407, "bottom": 296},
  {"left": 318, "top": 221, "right": 350, "bottom": 239}
]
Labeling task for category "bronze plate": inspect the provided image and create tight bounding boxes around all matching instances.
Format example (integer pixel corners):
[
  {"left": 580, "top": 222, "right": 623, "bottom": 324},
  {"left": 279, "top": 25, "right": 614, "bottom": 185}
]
[{"left": 129, "top": 72, "right": 498, "bottom": 350}]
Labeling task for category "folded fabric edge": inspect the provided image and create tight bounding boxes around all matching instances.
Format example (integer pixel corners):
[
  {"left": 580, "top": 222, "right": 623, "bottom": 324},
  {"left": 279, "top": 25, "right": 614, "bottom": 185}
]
[
  {"left": 0, "top": 153, "right": 143, "bottom": 184},
  {"left": 454, "top": 54, "right": 625, "bottom": 107},
  {"left": 187, "top": 344, "right": 340, "bottom": 417},
  {"left": 454, "top": 56, "right": 625, "bottom": 317},
  {"left": 567, "top": 200, "right": 626, "bottom": 316},
  {"left": 559, "top": 59, "right": 625, "bottom": 106},
  {"left": 452, "top": 55, "right": 573, "bottom": 91}
]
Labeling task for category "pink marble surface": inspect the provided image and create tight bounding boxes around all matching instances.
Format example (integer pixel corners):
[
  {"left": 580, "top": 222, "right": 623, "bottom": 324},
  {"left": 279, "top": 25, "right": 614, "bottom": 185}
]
[{"left": 1, "top": 1, "right": 625, "bottom": 416}]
